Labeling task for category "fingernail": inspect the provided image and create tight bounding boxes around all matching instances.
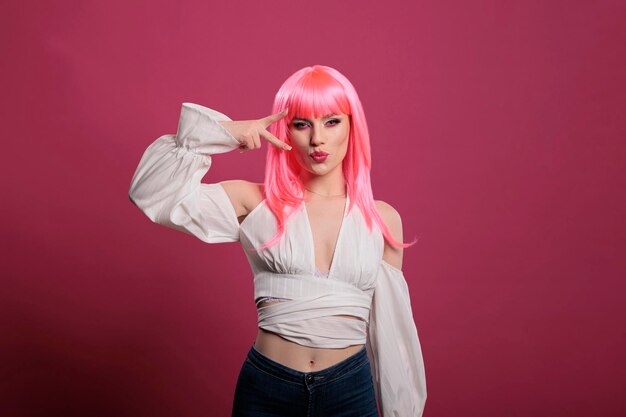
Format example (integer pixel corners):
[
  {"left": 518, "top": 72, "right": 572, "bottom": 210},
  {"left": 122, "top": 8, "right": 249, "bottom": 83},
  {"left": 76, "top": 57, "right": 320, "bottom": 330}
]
[{"left": 284, "top": 145, "right": 292, "bottom": 150}]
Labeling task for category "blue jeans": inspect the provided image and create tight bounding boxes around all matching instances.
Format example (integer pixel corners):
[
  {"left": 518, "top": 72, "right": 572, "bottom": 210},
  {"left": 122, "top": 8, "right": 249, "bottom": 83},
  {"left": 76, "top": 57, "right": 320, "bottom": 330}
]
[{"left": 232, "top": 343, "right": 379, "bottom": 417}]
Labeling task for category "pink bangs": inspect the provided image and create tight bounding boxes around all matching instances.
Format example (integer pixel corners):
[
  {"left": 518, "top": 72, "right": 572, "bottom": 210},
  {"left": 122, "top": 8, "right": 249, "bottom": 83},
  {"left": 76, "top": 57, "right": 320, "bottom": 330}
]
[{"left": 284, "top": 69, "right": 352, "bottom": 120}]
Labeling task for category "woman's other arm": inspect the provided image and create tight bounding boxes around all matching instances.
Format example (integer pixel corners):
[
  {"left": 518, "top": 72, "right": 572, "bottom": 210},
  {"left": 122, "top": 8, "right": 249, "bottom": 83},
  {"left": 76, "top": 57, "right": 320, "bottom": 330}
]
[{"left": 366, "top": 201, "right": 427, "bottom": 416}]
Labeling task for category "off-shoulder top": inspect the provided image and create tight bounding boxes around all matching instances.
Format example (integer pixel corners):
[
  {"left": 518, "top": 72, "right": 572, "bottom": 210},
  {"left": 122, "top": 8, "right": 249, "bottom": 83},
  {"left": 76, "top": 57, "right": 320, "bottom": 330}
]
[{"left": 128, "top": 102, "right": 427, "bottom": 417}]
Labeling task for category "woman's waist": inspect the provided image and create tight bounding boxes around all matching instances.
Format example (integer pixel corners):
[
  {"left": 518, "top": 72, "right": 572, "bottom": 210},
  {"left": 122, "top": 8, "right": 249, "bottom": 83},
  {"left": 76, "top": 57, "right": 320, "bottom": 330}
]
[{"left": 253, "top": 327, "right": 365, "bottom": 373}]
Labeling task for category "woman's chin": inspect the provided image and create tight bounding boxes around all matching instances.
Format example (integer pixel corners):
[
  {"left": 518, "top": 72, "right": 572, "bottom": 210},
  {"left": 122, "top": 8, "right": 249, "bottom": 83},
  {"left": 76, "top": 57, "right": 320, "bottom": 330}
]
[{"left": 310, "top": 165, "right": 332, "bottom": 176}]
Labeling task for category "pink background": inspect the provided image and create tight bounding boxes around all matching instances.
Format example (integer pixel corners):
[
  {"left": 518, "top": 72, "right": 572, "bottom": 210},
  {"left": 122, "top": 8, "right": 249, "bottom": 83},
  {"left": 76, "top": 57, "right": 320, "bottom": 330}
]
[{"left": 3, "top": 1, "right": 625, "bottom": 416}]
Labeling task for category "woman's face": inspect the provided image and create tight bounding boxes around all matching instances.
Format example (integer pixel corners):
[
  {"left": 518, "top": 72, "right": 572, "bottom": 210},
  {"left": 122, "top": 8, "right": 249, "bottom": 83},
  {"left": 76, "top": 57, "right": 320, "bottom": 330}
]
[{"left": 287, "top": 112, "right": 350, "bottom": 177}]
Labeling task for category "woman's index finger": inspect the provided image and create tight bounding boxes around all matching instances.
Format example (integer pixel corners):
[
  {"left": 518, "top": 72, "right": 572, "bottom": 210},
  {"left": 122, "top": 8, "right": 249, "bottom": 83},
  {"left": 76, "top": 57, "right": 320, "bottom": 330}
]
[{"left": 259, "top": 128, "right": 292, "bottom": 150}]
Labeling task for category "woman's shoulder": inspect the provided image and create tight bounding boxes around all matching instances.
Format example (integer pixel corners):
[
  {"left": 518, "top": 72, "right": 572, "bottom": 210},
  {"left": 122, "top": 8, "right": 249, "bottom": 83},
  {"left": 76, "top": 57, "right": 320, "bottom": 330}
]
[
  {"left": 219, "top": 180, "right": 265, "bottom": 224},
  {"left": 374, "top": 199, "right": 404, "bottom": 269},
  {"left": 374, "top": 200, "right": 402, "bottom": 229}
]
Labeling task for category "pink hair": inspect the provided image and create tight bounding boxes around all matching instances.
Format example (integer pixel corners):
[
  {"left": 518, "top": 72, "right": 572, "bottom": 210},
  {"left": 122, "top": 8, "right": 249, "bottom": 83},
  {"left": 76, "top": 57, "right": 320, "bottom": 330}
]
[{"left": 251, "top": 65, "right": 417, "bottom": 252}]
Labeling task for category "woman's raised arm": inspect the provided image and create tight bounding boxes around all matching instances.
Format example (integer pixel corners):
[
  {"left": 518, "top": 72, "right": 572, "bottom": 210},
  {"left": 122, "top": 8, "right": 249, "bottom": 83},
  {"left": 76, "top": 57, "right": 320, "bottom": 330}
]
[
  {"left": 128, "top": 103, "right": 290, "bottom": 243},
  {"left": 128, "top": 103, "right": 246, "bottom": 243}
]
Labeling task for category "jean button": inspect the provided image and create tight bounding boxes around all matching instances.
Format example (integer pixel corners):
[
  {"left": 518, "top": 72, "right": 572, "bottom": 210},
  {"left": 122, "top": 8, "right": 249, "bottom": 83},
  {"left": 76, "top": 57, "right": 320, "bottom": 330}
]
[{"left": 306, "top": 374, "right": 314, "bottom": 383}]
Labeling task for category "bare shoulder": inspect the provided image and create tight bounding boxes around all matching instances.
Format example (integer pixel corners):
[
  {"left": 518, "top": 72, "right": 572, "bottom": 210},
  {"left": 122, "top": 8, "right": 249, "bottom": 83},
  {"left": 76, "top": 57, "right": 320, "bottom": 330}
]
[
  {"left": 219, "top": 180, "right": 265, "bottom": 224},
  {"left": 375, "top": 200, "right": 403, "bottom": 239},
  {"left": 374, "top": 200, "right": 404, "bottom": 270}
]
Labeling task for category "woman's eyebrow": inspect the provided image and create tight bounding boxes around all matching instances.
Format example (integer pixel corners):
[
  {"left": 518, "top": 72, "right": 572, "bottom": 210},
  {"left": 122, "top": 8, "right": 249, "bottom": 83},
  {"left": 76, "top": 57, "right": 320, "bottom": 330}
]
[{"left": 292, "top": 114, "right": 339, "bottom": 122}]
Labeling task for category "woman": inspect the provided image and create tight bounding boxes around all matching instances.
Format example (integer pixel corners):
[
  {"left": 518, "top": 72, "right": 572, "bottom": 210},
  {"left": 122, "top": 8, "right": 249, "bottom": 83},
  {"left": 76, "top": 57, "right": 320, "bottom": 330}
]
[{"left": 129, "top": 65, "right": 426, "bottom": 417}]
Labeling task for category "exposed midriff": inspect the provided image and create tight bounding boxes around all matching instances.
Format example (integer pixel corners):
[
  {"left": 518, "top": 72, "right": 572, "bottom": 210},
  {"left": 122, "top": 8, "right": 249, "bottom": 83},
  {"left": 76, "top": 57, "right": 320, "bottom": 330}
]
[{"left": 254, "top": 297, "right": 365, "bottom": 372}]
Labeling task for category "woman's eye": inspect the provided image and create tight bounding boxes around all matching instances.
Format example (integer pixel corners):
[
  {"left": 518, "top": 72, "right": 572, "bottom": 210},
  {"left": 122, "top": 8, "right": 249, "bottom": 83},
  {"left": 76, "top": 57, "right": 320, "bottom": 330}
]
[{"left": 292, "top": 119, "right": 339, "bottom": 129}]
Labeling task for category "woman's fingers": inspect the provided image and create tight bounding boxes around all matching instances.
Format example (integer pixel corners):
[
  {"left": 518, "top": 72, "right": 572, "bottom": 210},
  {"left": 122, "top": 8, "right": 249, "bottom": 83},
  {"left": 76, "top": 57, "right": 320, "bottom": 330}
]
[
  {"left": 259, "top": 129, "right": 291, "bottom": 150},
  {"left": 260, "top": 107, "right": 289, "bottom": 126},
  {"left": 238, "top": 135, "right": 254, "bottom": 152},
  {"left": 237, "top": 108, "right": 291, "bottom": 153},
  {"left": 258, "top": 107, "right": 291, "bottom": 150},
  {"left": 252, "top": 131, "right": 262, "bottom": 149}
]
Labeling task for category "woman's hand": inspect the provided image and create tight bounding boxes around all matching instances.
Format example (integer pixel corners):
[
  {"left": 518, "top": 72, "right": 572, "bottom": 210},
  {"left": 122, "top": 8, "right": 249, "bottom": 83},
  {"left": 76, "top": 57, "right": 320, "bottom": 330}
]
[{"left": 218, "top": 108, "right": 292, "bottom": 153}]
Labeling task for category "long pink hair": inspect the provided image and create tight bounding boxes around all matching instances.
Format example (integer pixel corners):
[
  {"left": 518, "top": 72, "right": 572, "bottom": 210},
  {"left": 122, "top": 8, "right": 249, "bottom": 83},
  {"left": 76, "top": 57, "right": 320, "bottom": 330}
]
[{"left": 251, "top": 65, "right": 417, "bottom": 252}]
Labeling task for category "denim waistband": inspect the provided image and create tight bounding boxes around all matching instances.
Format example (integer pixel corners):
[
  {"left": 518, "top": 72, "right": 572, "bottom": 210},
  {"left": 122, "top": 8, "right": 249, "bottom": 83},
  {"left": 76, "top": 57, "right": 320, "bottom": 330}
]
[{"left": 246, "top": 343, "right": 369, "bottom": 386}]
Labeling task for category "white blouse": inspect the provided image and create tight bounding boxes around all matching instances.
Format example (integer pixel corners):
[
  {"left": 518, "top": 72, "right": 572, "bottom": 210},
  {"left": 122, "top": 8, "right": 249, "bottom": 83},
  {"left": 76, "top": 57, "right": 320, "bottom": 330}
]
[{"left": 128, "top": 102, "right": 427, "bottom": 417}]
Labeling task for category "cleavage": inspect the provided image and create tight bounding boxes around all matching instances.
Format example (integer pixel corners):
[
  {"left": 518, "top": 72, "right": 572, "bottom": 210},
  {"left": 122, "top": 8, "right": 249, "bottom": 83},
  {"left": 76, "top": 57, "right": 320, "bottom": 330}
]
[{"left": 304, "top": 197, "right": 347, "bottom": 275}]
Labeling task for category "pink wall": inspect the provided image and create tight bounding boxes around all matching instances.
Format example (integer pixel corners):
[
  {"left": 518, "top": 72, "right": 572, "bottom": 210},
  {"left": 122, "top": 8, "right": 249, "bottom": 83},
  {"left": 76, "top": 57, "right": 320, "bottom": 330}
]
[{"left": 3, "top": 1, "right": 625, "bottom": 416}]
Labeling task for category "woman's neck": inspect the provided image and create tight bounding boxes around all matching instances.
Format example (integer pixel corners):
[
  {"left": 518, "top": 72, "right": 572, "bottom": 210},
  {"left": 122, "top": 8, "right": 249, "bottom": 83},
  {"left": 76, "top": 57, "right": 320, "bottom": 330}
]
[{"left": 299, "top": 167, "right": 346, "bottom": 198}]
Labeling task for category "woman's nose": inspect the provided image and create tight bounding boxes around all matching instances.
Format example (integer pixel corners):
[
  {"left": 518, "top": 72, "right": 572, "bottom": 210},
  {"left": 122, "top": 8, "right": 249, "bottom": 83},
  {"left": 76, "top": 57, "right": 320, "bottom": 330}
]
[{"left": 310, "top": 126, "right": 324, "bottom": 144}]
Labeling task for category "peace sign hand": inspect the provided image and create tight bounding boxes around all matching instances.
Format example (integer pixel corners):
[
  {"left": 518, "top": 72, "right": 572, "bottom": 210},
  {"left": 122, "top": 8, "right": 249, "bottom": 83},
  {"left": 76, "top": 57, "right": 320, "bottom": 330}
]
[{"left": 218, "top": 108, "right": 292, "bottom": 153}]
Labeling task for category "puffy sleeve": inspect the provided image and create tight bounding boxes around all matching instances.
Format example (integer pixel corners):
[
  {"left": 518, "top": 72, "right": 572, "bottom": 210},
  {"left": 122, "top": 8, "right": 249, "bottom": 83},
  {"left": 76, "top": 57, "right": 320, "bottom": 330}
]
[
  {"left": 128, "top": 102, "right": 243, "bottom": 243},
  {"left": 365, "top": 260, "right": 427, "bottom": 417}
]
